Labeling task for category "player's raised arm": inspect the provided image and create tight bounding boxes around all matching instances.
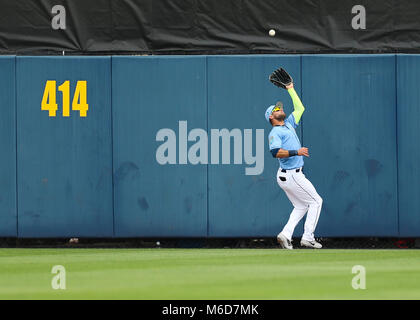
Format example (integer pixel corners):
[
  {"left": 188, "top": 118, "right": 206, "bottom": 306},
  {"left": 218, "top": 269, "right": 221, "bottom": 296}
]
[
  {"left": 269, "top": 68, "right": 305, "bottom": 124},
  {"left": 286, "top": 83, "right": 305, "bottom": 124}
]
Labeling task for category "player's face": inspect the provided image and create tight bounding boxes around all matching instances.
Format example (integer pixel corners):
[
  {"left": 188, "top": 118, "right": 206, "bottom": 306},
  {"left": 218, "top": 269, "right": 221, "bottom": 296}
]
[{"left": 272, "top": 107, "right": 286, "bottom": 121}]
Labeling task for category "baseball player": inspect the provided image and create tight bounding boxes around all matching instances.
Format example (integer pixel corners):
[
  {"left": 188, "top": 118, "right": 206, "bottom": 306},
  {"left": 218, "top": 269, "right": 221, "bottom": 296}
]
[{"left": 266, "top": 69, "right": 323, "bottom": 249}]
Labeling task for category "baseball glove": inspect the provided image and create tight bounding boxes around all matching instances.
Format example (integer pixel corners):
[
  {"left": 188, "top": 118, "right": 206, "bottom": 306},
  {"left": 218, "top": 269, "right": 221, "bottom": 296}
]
[{"left": 269, "top": 67, "right": 293, "bottom": 89}]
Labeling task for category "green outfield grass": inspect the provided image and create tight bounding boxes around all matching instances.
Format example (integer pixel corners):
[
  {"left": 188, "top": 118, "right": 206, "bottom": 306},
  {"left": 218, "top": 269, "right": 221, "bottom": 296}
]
[{"left": 0, "top": 248, "right": 419, "bottom": 299}]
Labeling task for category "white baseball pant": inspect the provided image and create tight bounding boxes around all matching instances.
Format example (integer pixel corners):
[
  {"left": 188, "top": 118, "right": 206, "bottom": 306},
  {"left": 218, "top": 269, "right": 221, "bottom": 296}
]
[{"left": 276, "top": 167, "right": 323, "bottom": 242}]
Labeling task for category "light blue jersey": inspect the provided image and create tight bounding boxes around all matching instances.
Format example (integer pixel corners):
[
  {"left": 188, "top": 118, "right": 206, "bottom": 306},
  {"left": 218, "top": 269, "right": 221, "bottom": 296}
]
[{"left": 268, "top": 113, "right": 303, "bottom": 170}]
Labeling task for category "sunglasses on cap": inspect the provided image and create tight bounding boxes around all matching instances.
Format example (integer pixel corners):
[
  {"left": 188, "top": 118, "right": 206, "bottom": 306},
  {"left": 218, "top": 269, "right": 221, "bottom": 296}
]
[{"left": 271, "top": 106, "right": 283, "bottom": 113}]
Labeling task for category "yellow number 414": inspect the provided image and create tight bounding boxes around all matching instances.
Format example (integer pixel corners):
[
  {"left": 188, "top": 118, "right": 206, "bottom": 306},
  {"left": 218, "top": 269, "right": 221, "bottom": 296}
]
[{"left": 41, "top": 80, "right": 89, "bottom": 117}]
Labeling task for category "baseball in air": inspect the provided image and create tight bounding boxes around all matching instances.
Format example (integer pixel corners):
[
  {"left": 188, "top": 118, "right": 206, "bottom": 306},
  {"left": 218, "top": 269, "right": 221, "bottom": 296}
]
[{"left": 269, "top": 29, "right": 276, "bottom": 37}]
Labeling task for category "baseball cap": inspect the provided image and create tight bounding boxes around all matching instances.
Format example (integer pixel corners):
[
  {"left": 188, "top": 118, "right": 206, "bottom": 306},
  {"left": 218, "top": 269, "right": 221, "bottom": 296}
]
[{"left": 265, "top": 105, "right": 275, "bottom": 123}]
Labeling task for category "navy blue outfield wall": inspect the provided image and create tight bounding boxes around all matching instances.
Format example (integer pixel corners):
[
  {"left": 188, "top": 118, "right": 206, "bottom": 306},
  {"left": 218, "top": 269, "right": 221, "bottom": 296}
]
[
  {"left": 16, "top": 57, "right": 113, "bottom": 237},
  {"left": 1, "top": 54, "right": 419, "bottom": 238},
  {"left": 112, "top": 57, "right": 208, "bottom": 237},
  {"left": 0, "top": 56, "right": 17, "bottom": 237},
  {"left": 302, "top": 55, "right": 398, "bottom": 237}
]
